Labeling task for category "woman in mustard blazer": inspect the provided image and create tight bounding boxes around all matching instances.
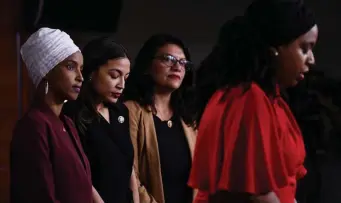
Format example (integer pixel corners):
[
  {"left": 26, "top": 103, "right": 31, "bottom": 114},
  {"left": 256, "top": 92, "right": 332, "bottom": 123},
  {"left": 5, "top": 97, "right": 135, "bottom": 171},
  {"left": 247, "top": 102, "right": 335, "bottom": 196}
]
[{"left": 123, "top": 34, "right": 197, "bottom": 203}]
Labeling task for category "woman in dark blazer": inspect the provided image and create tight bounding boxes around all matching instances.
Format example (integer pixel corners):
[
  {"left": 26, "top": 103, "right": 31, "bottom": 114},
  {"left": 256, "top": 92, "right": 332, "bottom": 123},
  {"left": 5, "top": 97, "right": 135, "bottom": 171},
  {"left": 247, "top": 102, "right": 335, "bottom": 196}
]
[
  {"left": 63, "top": 37, "right": 139, "bottom": 203},
  {"left": 10, "top": 28, "right": 103, "bottom": 203}
]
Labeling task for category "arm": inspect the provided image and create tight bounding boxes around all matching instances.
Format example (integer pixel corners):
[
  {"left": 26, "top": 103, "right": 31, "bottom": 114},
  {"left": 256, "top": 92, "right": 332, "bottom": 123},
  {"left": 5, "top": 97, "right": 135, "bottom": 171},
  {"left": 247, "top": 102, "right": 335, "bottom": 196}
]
[
  {"left": 92, "top": 186, "right": 104, "bottom": 203},
  {"left": 10, "top": 119, "right": 61, "bottom": 203},
  {"left": 125, "top": 101, "right": 158, "bottom": 203},
  {"left": 130, "top": 168, "right": 140, "bottom": 203}
]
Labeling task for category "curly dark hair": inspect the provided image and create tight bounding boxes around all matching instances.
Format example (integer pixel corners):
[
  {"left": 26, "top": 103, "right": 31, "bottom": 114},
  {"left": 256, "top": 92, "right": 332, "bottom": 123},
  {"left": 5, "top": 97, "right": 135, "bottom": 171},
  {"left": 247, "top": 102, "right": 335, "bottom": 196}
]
[
  {"left": 122, "top": 33, "right": 195, "bottom": 127},
  {"left": 63, "top": 36, "right": 129, "bottom": 138}
]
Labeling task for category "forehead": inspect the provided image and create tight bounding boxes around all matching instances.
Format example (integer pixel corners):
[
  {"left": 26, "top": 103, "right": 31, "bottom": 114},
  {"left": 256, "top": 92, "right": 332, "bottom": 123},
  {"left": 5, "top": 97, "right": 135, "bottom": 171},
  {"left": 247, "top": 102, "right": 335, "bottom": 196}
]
[
  {"left": 156, "top": 44, "right": 185, "bottom": 58},
  {"left": 63, "top": 51, "right": 83, "bottom": 65},
  {"left": 101, "top": 57, "right": 130, "bottom": 74},
  {"left": 295, "top": 24, "right": 318, "bottom": 44}
]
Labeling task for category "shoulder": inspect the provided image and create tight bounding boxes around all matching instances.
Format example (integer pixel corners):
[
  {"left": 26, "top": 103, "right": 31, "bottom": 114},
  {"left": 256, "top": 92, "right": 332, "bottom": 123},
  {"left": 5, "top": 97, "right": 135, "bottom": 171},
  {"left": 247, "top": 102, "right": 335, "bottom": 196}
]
[
  {"left": 210, "top": 83, "right": 271, "bottom": 108},
  {"left": 123, "top": 100, "right": 150, "bottom": 116},
  {"left": 15, "top": 108, "right": 49, "bottom": 129},
  {"left": 124, "top": 100, "right": 143, "bottom": 111},
  {"left": 242, "top": 83, "right": 274, "bottom": 115},
  {"left": 202, "top": 83, "right": 273, "bottom": 125},
  {"left": 12, "top": 108, "right": 48, "bottom": 141}
]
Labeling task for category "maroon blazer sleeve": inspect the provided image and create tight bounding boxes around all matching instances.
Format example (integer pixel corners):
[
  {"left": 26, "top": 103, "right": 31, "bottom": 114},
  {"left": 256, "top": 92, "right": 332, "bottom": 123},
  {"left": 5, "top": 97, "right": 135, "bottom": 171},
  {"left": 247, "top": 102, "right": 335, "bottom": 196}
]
[{"left": 10, "top": 117, "right": 61, "bottom": 203}]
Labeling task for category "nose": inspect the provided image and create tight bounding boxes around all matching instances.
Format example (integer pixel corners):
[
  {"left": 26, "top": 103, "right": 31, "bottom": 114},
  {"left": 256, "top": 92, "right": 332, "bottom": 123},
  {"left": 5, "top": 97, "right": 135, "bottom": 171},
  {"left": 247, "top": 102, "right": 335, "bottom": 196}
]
[
  {"left": 307, "top": 50, "right": 315, "bottom": 65},
  {"left": 116, "top": 77, "right": 125, "bottom": 90},
  {"left": 76, "top": 69, "right": 84, "bottom": 82},
  {"left": 171, "top": 62, "right": 182, "bottom": 72}
]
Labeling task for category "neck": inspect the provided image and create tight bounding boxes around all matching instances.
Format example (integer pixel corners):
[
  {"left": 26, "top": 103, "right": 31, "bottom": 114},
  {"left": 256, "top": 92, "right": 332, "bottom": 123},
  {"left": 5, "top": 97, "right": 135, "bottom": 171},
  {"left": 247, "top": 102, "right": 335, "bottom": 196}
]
[
  {"left": 96, "top": 102, "right": 107, "bottom": 113},
  {"left": 43, "top": 92, "right": 64, "bottom": 117},
  {"left": 153, "top": 92, "right": 172, "bottom": 113}
]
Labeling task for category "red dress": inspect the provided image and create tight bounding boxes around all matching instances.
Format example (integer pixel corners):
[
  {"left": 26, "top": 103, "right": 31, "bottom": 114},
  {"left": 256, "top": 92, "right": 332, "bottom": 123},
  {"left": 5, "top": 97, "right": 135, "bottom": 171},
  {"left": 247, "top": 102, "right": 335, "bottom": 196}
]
[{"left": 188, "top": 83, "right": 306, "bottom": 203}]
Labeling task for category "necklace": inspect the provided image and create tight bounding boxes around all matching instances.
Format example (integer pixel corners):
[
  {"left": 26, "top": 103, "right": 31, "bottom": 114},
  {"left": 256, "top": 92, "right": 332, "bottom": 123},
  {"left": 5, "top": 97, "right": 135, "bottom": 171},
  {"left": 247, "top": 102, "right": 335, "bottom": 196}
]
[{"left": 167, "top": 120, "right": 173, "bottom": 128}]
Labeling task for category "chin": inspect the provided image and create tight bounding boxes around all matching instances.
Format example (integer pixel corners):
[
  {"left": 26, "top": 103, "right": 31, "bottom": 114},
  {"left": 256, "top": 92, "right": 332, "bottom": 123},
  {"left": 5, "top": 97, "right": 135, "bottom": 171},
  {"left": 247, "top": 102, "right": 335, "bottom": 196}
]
[
  {"left": 167, "top": 83, "right": 181, "bottom": 91},
  {"left": 106, "top": 98, "right": 118, "bottom": 104},
  {"left": 291, "top": 80, "right": 301, "bottom": 87},
  {"left": 65, "top": 92, "right": 79, "bottom": 101}
]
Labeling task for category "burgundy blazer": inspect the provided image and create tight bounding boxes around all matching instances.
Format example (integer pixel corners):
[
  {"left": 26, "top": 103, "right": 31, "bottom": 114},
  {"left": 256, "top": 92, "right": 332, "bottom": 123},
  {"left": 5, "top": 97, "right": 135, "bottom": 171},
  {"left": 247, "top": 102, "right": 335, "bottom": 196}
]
[{"left": 10, "top": 101, "right": 92, "bottom": 203}]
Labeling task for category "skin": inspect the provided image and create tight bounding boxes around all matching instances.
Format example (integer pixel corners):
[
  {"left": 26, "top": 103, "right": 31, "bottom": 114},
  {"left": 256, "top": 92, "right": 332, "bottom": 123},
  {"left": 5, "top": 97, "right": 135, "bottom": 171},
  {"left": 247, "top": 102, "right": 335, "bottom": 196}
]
[
  {"left": 43, "top": 51, "right": 83, "bottom": 116},
  {"left": 91, "top": 57, "right": 130, "bottom": 104},
  {"left": 149, "top": 44, "right": 188, "bottom": 121},
  {"left": 45, "top": 51, "right": 84, "bottom": 102},
  {"left": 150, "top": 44, "right": 187, "bottom": 94},
  {"left": 275, "top": 24, "right": 319, "bottom": 87}
]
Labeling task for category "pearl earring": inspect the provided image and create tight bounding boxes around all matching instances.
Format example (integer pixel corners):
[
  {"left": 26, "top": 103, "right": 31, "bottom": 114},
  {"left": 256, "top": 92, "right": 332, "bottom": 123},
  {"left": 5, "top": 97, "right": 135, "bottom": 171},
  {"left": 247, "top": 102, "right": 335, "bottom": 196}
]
[{"left": 274, "top": 51, "right": 279, "bottom": 56}]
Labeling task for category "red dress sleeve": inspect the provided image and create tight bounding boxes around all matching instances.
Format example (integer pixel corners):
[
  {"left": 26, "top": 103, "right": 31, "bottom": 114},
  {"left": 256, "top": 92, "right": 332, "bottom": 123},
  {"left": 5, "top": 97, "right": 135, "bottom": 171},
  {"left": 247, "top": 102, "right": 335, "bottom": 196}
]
[{"left": 188, "top": 84, "right": 289, "bottom": 195}]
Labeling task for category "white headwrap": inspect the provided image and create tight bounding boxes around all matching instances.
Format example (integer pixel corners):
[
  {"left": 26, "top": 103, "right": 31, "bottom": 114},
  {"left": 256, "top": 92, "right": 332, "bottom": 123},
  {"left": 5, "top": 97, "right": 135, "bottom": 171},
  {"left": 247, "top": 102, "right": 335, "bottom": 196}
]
[{"left": 21, "top": 27, "right": 80, "bottom": 87}]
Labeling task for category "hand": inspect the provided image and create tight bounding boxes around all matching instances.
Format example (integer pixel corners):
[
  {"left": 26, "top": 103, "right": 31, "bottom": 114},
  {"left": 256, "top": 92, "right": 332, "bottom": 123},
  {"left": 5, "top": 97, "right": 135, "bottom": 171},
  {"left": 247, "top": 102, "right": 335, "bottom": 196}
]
[{"left": 92, "top": 186, "right": 104, "bottom": 203}]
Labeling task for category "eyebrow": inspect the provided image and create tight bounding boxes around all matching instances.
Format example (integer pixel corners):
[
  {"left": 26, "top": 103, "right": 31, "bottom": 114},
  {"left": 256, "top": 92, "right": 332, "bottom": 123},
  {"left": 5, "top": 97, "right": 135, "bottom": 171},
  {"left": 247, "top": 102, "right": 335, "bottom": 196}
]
[
  {"left": 65, "top": 59, "right": 78, "bottom": 65},
  {"left": 160, "top": 53, "right": 187, "bottom": 60},
  {"left": 108, "top": 68, "right": 130, "bottom": 75}
]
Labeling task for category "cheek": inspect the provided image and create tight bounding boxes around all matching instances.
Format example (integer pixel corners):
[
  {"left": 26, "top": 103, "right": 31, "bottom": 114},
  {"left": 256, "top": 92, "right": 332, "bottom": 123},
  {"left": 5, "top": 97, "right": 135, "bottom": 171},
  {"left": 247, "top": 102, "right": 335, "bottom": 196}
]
[
  {"left": 53, "top": 71, "right": 73, "bottom": 89},
  {"left": 150, "top": 65, "right": 168, "bottom": 82},
  {"left": 280, "top": 51, "right": 305, "bottom": 73},
  {"left": 180, "top": 70, "right": 186, "bottom": 80},
  {"left": 93, "top": 77, "right": 115, "bottom": 94}
]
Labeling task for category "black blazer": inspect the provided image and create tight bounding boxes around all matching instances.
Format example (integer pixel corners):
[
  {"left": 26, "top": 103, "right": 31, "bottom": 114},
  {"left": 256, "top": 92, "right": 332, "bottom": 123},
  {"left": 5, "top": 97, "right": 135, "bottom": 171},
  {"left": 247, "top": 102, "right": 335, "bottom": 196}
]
[{"left": 63, "top": 102, "right": 134, "bottom": 203}]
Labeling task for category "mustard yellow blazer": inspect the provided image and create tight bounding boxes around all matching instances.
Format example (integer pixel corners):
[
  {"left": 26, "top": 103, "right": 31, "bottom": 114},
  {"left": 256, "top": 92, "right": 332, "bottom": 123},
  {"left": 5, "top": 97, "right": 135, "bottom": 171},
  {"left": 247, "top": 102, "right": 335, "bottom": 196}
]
[{"left": 124, "top": 100, "right": 197, "bottom": 203}]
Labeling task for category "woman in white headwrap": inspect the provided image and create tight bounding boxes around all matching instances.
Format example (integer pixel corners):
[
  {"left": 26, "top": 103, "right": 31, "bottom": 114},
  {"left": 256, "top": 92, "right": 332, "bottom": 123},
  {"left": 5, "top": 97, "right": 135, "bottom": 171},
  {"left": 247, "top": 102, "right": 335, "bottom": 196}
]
[{"left": 10, "top": 28, "right": 103, "bottom": 203}]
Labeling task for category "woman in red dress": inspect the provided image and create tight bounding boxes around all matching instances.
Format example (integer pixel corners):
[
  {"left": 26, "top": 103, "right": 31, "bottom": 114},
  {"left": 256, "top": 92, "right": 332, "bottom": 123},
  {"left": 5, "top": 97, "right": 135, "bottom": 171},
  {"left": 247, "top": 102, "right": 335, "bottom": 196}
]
[{"left": 189, "top": 0, "right": 318, "bottom": 203}]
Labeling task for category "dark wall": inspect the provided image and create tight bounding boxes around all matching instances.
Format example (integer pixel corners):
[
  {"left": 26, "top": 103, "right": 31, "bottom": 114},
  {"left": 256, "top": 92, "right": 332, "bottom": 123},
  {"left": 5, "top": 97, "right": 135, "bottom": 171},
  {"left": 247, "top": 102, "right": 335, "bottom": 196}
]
[
  {"left": 114, "top": 0, "right": 341, "bottom": 78},
  {"left": 0, "top": 0, "right": 340, "bottom": 202}
]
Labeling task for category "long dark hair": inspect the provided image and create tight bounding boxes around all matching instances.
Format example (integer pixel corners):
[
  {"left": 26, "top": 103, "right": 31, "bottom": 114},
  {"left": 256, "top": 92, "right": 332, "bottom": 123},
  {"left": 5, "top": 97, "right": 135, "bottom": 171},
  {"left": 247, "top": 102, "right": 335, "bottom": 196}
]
[
  {"left": 123, "top": 34, "right": 195, "bottom": 127},
  {"left": 64, "top": 37, "right": 129, "bottom": 138},
  {"left": 194, "top": 0, "right": 316, "bottom": 125},
  {"left": 194, "top": 16, "right": 276, "bottom": 125}
]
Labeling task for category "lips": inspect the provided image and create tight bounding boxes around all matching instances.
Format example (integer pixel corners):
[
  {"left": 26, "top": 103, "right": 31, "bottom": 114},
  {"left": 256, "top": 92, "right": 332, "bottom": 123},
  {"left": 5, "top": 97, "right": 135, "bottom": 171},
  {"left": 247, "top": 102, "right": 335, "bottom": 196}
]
[
  {"left": 297, "top": 73, "right": 305, "bottom": 81},
  {"left": 111, "top": 93, "right": 121, "bottom": 99},
  {"left": 168, "top": 74, "right": 181, "bottom": 80},
  {"left": 72, "top": 85, "right": 81, "bottom": 93}
]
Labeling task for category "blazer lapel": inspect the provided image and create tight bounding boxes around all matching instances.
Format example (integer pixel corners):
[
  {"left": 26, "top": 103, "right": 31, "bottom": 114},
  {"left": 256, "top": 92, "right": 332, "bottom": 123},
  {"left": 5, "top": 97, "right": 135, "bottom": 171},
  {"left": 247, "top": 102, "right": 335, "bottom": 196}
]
[
  {"left": 143, "top": 108, "right": 165, "bottom": 203},
  {"left": 181, "top": 120, "right": 197, "bottom": 159},
  {"left": 63, "top": 117, "right": 89, "bottom": 174}
]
